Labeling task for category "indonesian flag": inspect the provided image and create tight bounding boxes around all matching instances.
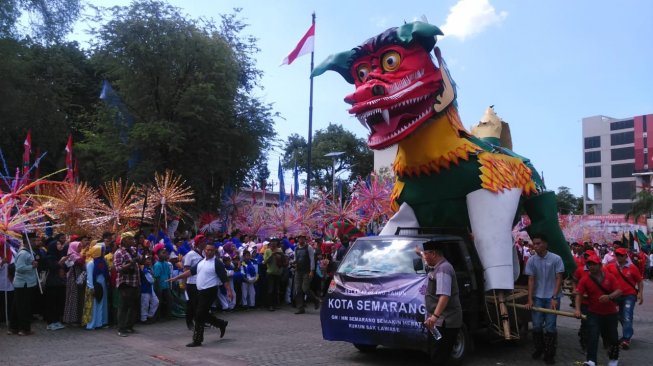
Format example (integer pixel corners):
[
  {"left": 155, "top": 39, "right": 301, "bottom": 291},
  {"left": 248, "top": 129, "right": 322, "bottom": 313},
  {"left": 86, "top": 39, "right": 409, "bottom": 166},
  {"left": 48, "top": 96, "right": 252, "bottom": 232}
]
[
  {"left": 280, "top": 23, "right": 315, "bottom": 66},
  {"left": 65, "top": 134, "right": 74, "bottom": 183},
  {"left": 22, "top": 130, "right": 31, "bottom": 178}
]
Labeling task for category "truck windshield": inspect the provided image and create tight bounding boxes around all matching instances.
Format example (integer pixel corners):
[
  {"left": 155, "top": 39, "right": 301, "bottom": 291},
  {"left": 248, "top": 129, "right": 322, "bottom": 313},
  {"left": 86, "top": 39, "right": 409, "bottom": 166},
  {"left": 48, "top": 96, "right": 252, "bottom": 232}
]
[{"left": 338, "top": 238, "right": 425, "bottom": 276}]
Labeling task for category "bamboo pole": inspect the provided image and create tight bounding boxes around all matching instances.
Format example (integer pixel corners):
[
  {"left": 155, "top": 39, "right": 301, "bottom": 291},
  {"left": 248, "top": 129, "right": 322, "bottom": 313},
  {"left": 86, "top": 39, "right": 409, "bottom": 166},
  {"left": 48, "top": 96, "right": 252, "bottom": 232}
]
[
  {"left": 497, "top": 291, "right": 512, "bottom": 340},
  {"left": 509, "top": 303, "right": 586, "bottom": 320}
]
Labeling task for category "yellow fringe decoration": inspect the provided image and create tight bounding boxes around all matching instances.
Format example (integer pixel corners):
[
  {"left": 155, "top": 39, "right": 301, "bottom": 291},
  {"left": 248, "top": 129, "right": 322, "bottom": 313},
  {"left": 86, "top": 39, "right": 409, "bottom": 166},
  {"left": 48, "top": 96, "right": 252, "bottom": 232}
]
[
  {"left": 478, "top": 152, "right": 537, "bottom": 195},
  {"left": 393, "top": 107, "right": 481, "bottom": 177}
]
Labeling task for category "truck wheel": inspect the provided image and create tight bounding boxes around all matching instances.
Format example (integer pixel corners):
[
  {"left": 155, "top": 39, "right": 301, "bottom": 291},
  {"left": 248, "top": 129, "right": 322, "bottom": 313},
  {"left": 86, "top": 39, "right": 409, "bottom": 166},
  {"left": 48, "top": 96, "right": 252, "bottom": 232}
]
[
  {"left": 430, "top": 324, "right": 471, "bottom": 366},
  {"left": 353, "top": 343, "right": 377, "bottom": 352}
]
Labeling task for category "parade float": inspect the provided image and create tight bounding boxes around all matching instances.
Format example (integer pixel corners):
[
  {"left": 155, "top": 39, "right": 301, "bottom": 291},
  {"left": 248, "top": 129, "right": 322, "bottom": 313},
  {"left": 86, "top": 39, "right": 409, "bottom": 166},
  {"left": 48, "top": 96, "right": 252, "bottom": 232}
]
[{"left": 311, "top": 20, "right": 578, "bottom": 342}]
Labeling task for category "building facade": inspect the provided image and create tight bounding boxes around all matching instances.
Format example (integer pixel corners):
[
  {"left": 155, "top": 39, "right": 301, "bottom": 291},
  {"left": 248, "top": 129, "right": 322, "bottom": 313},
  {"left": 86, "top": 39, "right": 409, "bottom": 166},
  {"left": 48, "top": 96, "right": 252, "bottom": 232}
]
[{"left": 583, "top": 114, "right": 653, "bottom": 214}]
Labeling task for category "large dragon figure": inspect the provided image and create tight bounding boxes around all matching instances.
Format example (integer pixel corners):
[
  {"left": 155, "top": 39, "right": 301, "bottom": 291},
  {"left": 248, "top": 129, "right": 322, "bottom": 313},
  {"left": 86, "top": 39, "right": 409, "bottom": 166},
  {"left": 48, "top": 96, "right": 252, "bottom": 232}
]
[{"left": 313, "top": 21, "right": 574, "bottom": 291}]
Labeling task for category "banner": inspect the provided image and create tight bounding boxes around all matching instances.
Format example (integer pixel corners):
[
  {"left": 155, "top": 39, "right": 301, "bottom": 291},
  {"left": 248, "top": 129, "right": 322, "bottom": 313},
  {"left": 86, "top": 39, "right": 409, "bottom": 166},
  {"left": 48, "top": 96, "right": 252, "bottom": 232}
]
[{"left": 321, "top": 273, "right": 428, "bottom": 350}]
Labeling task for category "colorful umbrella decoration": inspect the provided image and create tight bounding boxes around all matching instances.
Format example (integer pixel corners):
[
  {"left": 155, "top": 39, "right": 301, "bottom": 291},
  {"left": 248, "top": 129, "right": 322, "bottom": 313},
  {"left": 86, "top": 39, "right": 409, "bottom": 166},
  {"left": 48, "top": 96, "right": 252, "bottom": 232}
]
[
  {"left": 324, "top": 220, "right": 365, "bottom": 242},
  {"left": 150, "top": 169, "right": 195, "bottom": 227}
]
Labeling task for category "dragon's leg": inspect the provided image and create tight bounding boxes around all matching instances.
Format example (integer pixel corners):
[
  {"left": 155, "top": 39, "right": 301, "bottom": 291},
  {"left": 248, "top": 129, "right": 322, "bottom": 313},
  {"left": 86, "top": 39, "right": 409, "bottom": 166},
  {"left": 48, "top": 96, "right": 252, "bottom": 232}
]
[
  {"left": 523, "top": 191, "right": 576, "bottom": 273},
  {"left": 467, "top": 188, "right": 522, "bottom": 291},
  {"left": 379, "top": 202, "right": 419, "bottom": 236}
]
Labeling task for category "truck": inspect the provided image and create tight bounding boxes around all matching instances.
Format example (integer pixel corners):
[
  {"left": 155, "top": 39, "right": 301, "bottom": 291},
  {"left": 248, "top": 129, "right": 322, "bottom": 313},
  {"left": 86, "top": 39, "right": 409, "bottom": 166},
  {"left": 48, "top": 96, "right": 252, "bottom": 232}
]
[{"left": 320, "top": 228, "right": 531, "bottom": 365}]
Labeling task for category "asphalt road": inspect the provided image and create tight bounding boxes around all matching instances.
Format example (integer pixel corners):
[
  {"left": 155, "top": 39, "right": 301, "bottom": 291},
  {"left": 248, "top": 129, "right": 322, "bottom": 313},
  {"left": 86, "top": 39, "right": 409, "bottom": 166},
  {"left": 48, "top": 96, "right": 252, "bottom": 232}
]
[{"left": 2, "top": 284, "right": 652, "bottom": 366}]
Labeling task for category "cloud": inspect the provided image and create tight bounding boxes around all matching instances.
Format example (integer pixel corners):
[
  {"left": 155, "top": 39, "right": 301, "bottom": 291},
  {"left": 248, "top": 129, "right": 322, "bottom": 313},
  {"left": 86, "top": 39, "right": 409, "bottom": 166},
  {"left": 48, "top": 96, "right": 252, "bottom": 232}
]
[
  {"left": 371, "top": 16, "right": 389, "bottom": 28},
  {"left": 440, "top": 0, "right": 508, "bottom": 41}
]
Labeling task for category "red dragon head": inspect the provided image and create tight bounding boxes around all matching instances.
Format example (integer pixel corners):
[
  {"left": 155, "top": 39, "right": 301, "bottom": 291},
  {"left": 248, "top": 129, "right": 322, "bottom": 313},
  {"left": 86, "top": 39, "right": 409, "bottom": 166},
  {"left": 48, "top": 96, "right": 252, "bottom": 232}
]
[{"left": 312, "top": 22, "right": 456, "bottom": 149}]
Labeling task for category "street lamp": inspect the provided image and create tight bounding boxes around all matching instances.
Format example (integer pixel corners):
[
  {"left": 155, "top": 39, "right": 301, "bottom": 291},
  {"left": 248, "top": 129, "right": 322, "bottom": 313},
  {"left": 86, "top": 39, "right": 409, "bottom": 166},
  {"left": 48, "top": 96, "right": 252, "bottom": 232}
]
[{"left": 324, "top": 151, "right": 345, "bottom": 198}]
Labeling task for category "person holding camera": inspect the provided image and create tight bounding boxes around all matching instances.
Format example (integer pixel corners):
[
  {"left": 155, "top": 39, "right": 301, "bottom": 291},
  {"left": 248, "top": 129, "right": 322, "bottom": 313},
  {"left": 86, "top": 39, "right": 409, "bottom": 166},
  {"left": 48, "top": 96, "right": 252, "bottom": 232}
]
[{"left": 113, "top": 231, "right": 140, "bottom": 337}]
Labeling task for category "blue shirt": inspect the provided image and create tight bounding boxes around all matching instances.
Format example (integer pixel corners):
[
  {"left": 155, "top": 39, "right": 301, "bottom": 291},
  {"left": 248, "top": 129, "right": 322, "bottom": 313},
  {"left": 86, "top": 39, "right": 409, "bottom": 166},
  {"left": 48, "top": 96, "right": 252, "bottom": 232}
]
[
  {"left": 13, "top": 249, "right": 37, "bottom": 288},
  {"left": 153, "top": 260, "right": 171, "bottom": 290},
  {"left": 524, "top": 251, "right": 565, "bottom": 298}
]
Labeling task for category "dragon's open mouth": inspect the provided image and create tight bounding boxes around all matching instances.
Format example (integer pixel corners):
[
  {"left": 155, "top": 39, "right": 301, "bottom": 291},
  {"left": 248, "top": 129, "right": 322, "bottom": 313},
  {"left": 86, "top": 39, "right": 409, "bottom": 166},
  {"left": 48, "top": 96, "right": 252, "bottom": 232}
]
[{"left": 356, "top": 93, "right": 436, "bottom": 149}]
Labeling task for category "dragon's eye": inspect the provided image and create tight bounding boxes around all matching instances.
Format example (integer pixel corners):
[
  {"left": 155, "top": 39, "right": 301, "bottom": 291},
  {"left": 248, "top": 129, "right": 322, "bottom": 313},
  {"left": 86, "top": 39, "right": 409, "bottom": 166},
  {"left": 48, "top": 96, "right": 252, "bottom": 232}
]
[
  {"left": 356, "top": 64, "right": 371, "bottom": 82},
  {"left": 381, "top": 51, "right": 401, "bottom": 72}
]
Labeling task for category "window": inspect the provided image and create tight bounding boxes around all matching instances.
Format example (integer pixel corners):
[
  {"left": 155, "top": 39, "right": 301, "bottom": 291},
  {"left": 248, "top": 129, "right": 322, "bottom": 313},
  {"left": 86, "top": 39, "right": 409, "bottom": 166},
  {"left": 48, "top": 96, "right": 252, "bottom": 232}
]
[
  {"left": 612, "top": 181, "right": 635, "bottom": 200},
  {"left": 610, "top": 131, "right": 634, "bottom": 146},
  {"left": 584, "top": 151, "right": 601, "bottom": 164},
  {"left": 611, "top": 163, "right": 634, "bottom": 178},
  {"left": 611, "top": 203, "right": 633, "bottom": 214},
  {"left": 584, "top": 136, "right": 600, "bottom": 149},
  {"left": 585, "top": 166, "right": 601, "bottom": 178},
  {"left": 610, "top": 119, "right": 634, "bottom": 131},
  {"left": 611, "top": 147, "right": 634, "bottom": 161},
  {"left": 338, "top": 238, "right": 425, "bottom": 275}
]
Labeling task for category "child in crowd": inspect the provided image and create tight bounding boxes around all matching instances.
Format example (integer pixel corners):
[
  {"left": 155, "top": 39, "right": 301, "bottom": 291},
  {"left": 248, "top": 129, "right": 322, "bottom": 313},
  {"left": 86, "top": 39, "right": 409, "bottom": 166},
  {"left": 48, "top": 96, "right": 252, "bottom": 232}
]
[
  {"left": 241, "top": 250, "right": 258, "bottom": 309},
  {"left": 140, "top": 255, "right": 158, "bottom": 323},
  {"left": 218, "top": 256, "right": 236, "bottom": 311}
]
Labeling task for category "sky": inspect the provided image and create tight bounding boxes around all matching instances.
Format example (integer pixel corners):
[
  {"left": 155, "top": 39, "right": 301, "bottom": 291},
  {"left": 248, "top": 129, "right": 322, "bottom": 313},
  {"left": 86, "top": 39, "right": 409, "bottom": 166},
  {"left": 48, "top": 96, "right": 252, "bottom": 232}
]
[{"left": 71, "top": 0, "right": 653, "bottom": 197}]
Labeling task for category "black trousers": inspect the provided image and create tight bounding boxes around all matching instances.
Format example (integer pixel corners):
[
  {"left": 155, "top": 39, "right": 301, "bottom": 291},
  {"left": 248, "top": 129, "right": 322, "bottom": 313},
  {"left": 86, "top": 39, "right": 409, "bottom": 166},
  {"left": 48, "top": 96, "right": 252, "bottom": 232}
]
[
  {"left": 186, "top": 283, "right": 198, "bottom": 326},
  {"left": 267, "top": 274, "right": 281, "bottom": 308},
  {"left": 192, "top": 286, "right": 226, "bottom": 344},
  {"left": 155, "top": 288, "right": 173, "bottom": 319},
  {"left": 117, "top": 284, "right": 140, "bottom": 332},
  {"left": 10, "top": 285, "right": 35, "bottom": 332},
  {"left": 44, "top": 286, "right": 66, "bottom": 324},
  {"left": 431, "top": 326, "right": 460, "bottom": 365}
]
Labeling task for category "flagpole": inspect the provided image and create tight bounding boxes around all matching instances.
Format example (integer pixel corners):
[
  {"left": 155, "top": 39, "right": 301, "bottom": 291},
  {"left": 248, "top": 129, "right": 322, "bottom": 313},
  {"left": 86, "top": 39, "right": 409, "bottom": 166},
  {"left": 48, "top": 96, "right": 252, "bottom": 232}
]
[
  {"left": 3, "top": 240, "right": 8, "bottom": 327},
  {"left": 306, "top": 12, "right": 316, "bottom": 200}
]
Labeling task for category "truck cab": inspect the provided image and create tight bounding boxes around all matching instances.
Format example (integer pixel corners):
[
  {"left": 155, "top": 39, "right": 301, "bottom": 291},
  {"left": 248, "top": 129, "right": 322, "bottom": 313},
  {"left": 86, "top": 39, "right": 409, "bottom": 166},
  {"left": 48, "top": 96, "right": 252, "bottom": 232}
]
[{"left": 320, "top": 228, "right": 528, "bottom": 365}]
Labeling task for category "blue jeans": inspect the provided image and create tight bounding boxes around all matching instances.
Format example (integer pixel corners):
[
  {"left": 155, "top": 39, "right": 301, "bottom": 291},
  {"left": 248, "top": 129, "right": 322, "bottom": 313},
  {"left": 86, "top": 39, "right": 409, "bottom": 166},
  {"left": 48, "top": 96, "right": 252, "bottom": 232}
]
[
  {"left": 619, "top": 294, "right": 636, "bottom": 340},
  {"left": 531, "top": 297, "right": 559, "bottom": 334},
  {"left": 586, "top": 312, "right": 619, "bottom": 363}
]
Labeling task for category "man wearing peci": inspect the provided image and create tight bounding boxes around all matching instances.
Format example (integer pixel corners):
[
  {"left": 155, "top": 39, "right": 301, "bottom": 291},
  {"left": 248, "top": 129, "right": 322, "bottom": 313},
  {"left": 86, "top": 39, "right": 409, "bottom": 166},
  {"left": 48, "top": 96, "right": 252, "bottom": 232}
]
[{"left": 421, "top": 240, "right": 463, "bottom": 366}]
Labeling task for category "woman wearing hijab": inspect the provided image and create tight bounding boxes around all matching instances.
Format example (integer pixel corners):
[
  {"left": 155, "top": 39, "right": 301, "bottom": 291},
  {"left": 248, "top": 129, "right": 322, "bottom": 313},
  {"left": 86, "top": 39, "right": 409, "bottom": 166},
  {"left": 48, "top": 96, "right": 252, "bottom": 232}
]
[
  {"left": 0, "top": 238, "right": 14, "bottom": 326},
  {"left": 8, "top": 235, "right": 38, "bottom": 336},
  {"left": 62, "top": 237, "right": 89, "bottom": 325},
  {"left": 83, "top": 243, "right": 109, "bottom": 329},
  {"left": 44, "top": 237, "right": 68, "bottom": 330}
]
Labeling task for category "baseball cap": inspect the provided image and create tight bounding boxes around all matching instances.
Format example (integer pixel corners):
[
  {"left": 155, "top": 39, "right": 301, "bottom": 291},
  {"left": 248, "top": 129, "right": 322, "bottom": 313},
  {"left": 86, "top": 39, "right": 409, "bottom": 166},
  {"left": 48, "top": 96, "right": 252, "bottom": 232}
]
[
  {"left": 586, "top": 255, "right": 601, "bottom": 264},
  {"left": 614, "top": 247, "right": 628, "bottom": 256}
]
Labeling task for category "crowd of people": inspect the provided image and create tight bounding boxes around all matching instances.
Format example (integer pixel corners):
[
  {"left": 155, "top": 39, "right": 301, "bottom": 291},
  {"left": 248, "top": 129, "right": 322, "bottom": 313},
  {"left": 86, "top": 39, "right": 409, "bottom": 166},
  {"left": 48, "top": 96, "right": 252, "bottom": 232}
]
[
  {"left": 2, "top": 228, "right": 650, "bottom": 359},
  {"left": 517, "top": 235, "right": 647, "bottom": 366},
  {"left": 0, "top": 229, "right": 346, "bottom": 344}
]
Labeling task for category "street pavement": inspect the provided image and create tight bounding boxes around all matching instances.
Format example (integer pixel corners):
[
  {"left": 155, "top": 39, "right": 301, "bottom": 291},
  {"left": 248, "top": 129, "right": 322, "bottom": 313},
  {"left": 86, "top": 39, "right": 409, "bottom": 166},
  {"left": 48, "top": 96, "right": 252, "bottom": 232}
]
[{"left": 2, "top": 284, "right": 653, "bottom": 366}]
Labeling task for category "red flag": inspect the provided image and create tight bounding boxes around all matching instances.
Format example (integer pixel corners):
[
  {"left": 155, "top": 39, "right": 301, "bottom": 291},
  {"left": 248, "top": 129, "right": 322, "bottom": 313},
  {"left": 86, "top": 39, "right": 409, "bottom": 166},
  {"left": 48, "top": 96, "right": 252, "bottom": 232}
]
[
  {"left": 280, "top": 23, "right": 315, "bottom": 66},
  {"left": 65, "top": 134, "right": 74, "bottom": 183},
  {"left": 22, "top": 129, "right": 31, "bottom": 179}
]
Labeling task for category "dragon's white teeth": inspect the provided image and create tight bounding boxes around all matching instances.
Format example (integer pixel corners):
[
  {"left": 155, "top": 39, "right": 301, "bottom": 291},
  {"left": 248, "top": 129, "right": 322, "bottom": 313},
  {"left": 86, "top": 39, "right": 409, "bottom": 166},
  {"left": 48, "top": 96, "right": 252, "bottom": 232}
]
[{"left": 382, "top": 109, "right": 390, "bottom": 125}]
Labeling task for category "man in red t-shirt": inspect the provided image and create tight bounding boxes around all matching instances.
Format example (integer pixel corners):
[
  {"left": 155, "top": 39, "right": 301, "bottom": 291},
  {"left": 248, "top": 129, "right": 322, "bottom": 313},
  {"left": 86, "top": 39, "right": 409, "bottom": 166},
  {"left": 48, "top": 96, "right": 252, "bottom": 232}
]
[
  {"left": 575, "top": 255, "right": 621, "bottom": 366},
  {"left": 571, "top": 249, "right": 594, "bottom": 352},
  {"left": 604, "top": 247, "right": 644, "bottom": 350}
]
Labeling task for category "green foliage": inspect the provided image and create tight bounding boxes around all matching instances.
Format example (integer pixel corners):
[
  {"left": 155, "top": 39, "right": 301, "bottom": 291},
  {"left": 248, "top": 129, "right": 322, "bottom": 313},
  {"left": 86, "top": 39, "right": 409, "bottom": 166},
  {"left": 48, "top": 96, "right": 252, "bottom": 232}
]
[
  {"left": 0, "top": 37, "right": 99, "bottom": 177},
  {"left": 0, "top": 0, "right": 81, "bottom": 44},
  {"left": 282, "top": 123, "right": 373, "bottom": 193},
  {"left": 625, "top": 188, "right": 653, "bottom": 221},
  {"left": 555, "top": 186, "right": 583, "bottom": 215},
  {"left": 78, "top": 1, "right": 275, "bottom": 210}
]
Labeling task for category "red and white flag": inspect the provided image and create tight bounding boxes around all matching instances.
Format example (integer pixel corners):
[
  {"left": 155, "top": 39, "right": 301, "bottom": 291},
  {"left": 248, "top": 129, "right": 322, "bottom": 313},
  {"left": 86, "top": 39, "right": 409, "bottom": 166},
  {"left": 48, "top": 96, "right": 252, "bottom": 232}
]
[
  {"left": 280, "top": 23, "right": 315, "bottom": 66},
  {"left": 65, "top": 134, "right": 74, "bottom": 183},
  {"left": 22, "top": 130, "right": 31, "bottom": 177}
]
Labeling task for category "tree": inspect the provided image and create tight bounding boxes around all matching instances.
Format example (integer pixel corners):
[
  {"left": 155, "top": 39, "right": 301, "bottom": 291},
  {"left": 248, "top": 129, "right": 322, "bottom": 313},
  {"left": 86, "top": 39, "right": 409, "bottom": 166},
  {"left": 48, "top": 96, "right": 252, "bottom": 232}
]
[
  {"left": 0, "top": 38, "right": 99, "bottom": 177},
  {"left": 555, "top": 186, "right": 582, "bottom": 215},
  {"left": 80, "top": 1, "right": 276, "bottom": 210},
  {"left": 0, "top": 0, "right": 81, "bottom": 44},
  {"left": 282, "top": 123, "right": 373, "bottom": 194},
  {"left": 625, "top": 185, "right": 653, "bottom": 221}
]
